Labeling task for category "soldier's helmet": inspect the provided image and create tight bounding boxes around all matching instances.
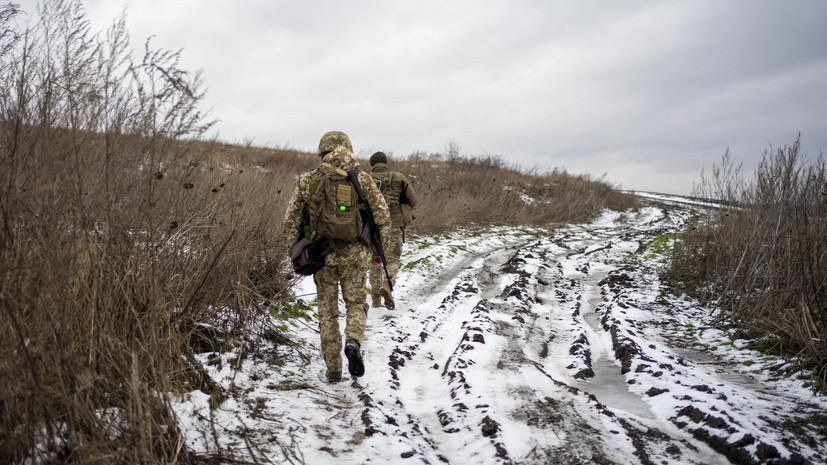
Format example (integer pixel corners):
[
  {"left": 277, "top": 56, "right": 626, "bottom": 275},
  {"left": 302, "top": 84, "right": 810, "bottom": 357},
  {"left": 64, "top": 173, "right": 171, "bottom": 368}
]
[
  {"left": 317, "top": 131, "right": 352, "bottom": 156},
  {"left": 369, "top": 151, "right": 388, "bottom": 166}
]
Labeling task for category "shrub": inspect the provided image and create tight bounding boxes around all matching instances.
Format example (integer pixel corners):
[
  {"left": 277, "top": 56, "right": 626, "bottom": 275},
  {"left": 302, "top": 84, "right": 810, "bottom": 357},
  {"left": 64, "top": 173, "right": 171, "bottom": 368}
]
[
  {"left": 0, "top": 2, "right": 295, "bottom": 462},
  {"left": 666, "top": 135, "right": 827, "bottom": 387}
]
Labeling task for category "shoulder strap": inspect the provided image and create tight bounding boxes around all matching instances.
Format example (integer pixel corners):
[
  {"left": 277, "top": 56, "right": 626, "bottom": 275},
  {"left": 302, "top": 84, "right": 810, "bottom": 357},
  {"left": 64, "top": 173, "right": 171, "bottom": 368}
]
[{"left": 320, "top": 162, "right": 349, "bottom": 178}]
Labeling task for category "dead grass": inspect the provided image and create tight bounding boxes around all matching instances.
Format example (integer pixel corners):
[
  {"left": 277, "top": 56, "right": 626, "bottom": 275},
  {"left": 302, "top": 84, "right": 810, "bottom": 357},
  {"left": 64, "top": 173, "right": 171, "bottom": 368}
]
[
  {"left": 381, "top": 152, "right": 637, "bottom": 234},
  {"left": 667, "top": 135, "right": 827, "bottom": 389},
  {"left": 0, "top": 1, "right": 636, "bottom": 463}
]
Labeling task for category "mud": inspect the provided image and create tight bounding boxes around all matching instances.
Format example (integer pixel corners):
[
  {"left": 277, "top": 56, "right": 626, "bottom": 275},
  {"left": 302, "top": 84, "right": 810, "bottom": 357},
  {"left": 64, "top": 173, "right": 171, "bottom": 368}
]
[{"left": 180, "top": 199, "right": 827, "bottom": 465}]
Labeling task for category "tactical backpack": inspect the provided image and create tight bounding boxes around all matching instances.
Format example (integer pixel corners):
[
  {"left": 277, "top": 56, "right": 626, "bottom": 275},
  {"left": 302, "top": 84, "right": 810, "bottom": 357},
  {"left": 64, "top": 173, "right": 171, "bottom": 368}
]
[
  {"left": 373, "top": 171, "right": 401, "bottom": 206},
  {"left": 307, "top": 163, "right": 364, "bottom": 251},
  {"left": 373, "top": 171, "right": 413, "bottom": 228}
]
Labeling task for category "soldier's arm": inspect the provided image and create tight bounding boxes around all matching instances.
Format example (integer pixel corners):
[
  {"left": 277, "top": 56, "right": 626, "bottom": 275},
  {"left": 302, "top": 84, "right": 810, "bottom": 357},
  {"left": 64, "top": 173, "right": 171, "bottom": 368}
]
[{"left": 402, "top": 177, "right": 418, "bottom": 210}]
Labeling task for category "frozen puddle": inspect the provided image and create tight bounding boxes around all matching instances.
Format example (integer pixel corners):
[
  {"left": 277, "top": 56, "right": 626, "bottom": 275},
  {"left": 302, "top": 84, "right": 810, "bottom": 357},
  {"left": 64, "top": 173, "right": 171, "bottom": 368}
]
[
  {"left": 580, "top": 356, "right": 656, "bottom": 419},
  {"left": 478, "top": 246, "right": 518, "bottom": 299},
  {"left": 675, "top": 347, "right": 775, "bottom": 395},
  {"left": 577, "top": 277, "right": 656, "bottom": 420}
]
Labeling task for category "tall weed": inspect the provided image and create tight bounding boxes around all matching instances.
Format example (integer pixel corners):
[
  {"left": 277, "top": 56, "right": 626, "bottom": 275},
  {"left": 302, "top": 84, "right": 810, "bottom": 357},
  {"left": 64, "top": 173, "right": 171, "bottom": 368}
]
[
  {"left": 667, "top": 135, "right": 827, "bottom": 386},
  {"left": 0, "top": 2, "right": 293, "bottom": 462}
]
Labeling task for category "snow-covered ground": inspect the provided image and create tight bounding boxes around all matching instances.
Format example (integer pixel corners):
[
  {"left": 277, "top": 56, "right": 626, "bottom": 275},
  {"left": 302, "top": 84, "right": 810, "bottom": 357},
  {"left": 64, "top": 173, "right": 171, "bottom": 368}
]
[{"left": 172, "top": 199, "right": 827, "bottom": 465}]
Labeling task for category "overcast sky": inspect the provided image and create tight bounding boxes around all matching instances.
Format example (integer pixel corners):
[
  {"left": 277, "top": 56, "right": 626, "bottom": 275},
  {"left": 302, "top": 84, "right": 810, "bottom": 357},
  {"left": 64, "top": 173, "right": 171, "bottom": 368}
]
[{"left": 15, "top": 0, "right": 827, "bottom": 195}]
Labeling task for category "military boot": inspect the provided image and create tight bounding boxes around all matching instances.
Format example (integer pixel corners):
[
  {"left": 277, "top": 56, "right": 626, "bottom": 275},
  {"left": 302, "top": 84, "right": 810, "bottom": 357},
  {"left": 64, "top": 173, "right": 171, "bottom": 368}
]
[
  {"left": 344, "top": 339, "right": 364, "bottom": 377},
  {"left": 371, "top": 294, "right": 382, "bottom": 308}
]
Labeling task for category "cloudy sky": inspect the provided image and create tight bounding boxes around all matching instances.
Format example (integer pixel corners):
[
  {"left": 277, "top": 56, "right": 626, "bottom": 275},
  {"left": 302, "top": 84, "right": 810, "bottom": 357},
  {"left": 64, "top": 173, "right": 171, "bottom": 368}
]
[{"left": 15, "top": 0, "right": 827, "bottom": 195}]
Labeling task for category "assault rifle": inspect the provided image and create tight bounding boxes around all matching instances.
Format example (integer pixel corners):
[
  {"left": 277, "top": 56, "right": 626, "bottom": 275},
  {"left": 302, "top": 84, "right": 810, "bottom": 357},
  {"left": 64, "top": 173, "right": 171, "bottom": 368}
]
[{"left": 347, "top": 169, "right": 393, "bottom": 291}]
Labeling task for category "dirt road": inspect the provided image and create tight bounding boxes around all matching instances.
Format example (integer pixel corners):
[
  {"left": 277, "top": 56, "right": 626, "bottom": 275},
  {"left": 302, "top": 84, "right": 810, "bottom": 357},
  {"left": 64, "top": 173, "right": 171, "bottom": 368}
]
[{"left": 176, "top": 196, "right": 827, "bottom": 464}]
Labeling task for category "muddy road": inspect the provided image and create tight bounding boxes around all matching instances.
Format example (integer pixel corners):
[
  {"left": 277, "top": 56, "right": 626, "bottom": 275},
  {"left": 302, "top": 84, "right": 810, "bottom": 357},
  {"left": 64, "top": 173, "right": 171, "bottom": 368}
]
[{"left": 176, "top": 196, "right": 827, "bottom": 465}]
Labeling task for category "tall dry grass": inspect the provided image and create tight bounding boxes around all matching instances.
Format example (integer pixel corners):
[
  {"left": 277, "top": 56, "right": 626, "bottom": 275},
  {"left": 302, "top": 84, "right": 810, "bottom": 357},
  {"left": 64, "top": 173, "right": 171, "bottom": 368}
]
[
  {"left": 0, "top": 1, "right": 636, "bottom": 463},
  {"left": 381, "top": 151, "right": 637, "bottom": 233},
  {"left": 0, "top": 2, "right": 300, "bottom": 463},
  {"left": 667, "top": 135, "right": 827, "bottom": 388}
]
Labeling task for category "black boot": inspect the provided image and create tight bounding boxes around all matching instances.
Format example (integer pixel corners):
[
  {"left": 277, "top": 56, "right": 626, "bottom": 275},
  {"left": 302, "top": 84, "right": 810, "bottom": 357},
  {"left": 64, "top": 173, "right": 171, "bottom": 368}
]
[{"left": 344, "top": 339, "right": 365, "bottom": 377}]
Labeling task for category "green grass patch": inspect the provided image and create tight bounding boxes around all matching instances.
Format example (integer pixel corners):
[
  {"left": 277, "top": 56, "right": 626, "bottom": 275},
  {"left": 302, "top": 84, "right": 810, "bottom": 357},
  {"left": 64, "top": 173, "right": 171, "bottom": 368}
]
[
  {"left": 269, "top": 299, "right": 316, "bottom": 332},
  {"left": 745, "top": 338, "right": 784, "bottom": 356},
  {"left": 403, "top": 255, "right": 434, "bottom": 270},
  {"left": 403, "top": 250, "right": 449, "bottom": 271},
  {"left": 643, "top": 232, "right": 681, "bottom": 260},
  {"left": 274, "top": 299, "right": 315, "bottom": 320}
]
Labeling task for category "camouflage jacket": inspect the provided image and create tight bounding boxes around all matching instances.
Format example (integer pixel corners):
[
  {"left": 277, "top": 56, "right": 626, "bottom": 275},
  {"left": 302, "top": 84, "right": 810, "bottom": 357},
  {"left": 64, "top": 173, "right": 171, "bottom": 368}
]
[
  {"left": 370, "top": 162, "right": 418, "bottom": 229},
  {"left": 284, "top": 146, "right": 392, "bottom": 267}
]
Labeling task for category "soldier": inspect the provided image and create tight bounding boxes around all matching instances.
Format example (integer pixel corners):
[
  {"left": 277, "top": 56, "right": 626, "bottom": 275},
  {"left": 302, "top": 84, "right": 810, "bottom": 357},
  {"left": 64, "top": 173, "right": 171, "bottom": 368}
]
[
  {"left": 368, "top": 151, "right": 418, "bottom": 310},
  {"left": 284, "top": 131, "right": 392, "bottom": 383}
]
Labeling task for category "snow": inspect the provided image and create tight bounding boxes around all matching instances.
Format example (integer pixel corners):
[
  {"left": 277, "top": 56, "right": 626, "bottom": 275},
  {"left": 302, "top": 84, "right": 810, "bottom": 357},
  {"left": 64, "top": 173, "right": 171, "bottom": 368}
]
[
  {"left": 629, "top": 191, "right": 729, "bottom": 209},
  {"left": 170, "top": 201, "right": 827, "bottom": 464}
]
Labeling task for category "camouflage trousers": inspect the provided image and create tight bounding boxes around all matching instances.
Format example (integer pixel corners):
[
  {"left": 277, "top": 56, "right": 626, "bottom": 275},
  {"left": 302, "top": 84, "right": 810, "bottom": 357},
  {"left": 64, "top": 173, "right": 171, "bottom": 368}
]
[
  {"left": 370, "top": 227, "right": 403, "bottom": 297},
  {"left": 314, "top": 258, "right": 369, "bottom": 373}
]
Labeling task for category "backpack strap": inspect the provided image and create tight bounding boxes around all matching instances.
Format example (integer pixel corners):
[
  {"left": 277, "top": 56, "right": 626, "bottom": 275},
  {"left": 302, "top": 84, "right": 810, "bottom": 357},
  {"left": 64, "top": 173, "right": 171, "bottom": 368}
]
[{"left": 320, "top": 162, "right": 349, "bottom": 178}]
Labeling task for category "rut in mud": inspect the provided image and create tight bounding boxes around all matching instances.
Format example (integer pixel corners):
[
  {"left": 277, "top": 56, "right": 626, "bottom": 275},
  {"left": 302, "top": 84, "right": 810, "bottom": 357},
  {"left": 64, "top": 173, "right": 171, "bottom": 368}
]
[{"left": 174, "top": 196, "right": 827, "bottom": 465}]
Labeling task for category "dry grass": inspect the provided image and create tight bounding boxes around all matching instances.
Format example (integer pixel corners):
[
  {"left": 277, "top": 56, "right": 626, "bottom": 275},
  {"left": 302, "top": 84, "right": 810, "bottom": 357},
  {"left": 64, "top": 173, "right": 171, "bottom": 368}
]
[
  {"left": 378, "top": 151, "right": 637, "bottom": 233},
  {"left": 0, "top": 2, "right": 298, "bottom": 462},
  {"left": 667, "top": 136, "right": 827, "bottom": 389},
  {"left": 0, "top": 1, "right": 636, "bottom": 463}
]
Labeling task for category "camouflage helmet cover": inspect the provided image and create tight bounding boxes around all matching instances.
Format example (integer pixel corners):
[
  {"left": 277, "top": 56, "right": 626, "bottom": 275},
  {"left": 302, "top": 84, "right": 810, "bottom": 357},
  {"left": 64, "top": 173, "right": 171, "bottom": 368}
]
[{"left": 317, "top": 130, "right": 353, "bottom": 156}]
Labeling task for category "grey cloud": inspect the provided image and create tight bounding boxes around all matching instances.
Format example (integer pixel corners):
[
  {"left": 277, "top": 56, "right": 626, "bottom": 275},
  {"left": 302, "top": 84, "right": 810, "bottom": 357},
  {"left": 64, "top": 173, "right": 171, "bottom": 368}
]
[{"left": 13, "top": 0, "right": 827, "bottom": 194}]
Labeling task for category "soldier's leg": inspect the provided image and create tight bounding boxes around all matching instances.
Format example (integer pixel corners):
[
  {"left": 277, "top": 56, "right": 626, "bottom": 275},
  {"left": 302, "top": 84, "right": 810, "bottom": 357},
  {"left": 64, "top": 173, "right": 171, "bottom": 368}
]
[
  {"left": 341, "top": 257, "right": 369, "bottom": 345},
  {"left": 386, "top": 227, "right": 404, "bottom": 286},
  {"left": 341, "top": 257, "right": 368, "bottom": 376},
  {"left": 368, "top": 257, "right": 382, "bottom": 307},
  {"left": 376, "top": 228, "right": 404, "bottom": 309},
  {"left": 314, "top": 265, "right": 342, "bottom": 374}
]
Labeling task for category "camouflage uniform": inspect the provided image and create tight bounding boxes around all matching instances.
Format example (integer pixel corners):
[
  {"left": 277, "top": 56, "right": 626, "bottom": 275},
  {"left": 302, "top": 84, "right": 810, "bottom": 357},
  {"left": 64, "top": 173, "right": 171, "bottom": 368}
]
[
  {"left": 284, "top": 133, "right": 391, "bottom": 377},
  {"left": 367, "top": 152, "right": 418, "bottom": 308}
]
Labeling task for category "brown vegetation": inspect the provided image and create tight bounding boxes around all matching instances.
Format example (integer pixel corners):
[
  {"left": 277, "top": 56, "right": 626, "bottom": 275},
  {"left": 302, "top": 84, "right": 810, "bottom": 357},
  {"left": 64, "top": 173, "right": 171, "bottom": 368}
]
[
  {"left": 667, "top": 136, "right": 827, "bottom": 389},
  {"left": 388, "top": 151, "right": 636, "bottom": 233},
  {"left": 0, "top": 1, "right": 635, "bottom": 463}
]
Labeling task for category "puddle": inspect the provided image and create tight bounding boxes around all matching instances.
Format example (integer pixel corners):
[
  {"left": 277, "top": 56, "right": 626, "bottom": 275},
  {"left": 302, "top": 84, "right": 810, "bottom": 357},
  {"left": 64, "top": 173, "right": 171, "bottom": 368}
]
[
  {"left": 674, "top": 348, "right": 774, "bottom": 394},
  {"left": 577, "top": 280, "right": 656, "bottom": 420},
  {"left": 580, "top": 358, "right": 656, "bottom": 419},
  {"left": 478, "top": 268, "right": 502, "bottom": 299},
  {"left": 477, "top": 247, "right": 516, "bottom": 299}
]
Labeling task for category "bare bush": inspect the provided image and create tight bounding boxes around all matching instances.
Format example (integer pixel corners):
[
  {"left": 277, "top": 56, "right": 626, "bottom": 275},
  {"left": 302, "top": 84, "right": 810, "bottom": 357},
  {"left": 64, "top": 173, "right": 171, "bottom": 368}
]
[
  {"left": 0, "top": 2, "right": 296, "bottom": 463},
  {"left": 668, "top": 135, "right": 827, "bottom": 388}
]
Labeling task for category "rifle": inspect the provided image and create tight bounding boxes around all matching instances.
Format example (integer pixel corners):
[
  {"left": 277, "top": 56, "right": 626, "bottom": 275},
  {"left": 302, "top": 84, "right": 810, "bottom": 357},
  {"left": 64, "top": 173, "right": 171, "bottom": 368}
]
[{"left": 347, "top": 169, "right": 393, "bottom": 291}]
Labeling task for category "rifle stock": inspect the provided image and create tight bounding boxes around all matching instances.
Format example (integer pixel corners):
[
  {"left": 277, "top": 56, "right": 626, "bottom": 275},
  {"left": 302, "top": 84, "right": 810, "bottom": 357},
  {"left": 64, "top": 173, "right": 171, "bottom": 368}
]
[{"left": 347, "top": 169, "right": 393, "bottom": 291}]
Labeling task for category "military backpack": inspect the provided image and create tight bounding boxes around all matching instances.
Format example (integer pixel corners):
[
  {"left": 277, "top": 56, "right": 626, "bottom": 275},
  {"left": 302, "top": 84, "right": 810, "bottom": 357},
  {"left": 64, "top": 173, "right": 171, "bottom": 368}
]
[
  {"left": 372, "top": 171, "right": 413, "bottom": 228},
  {"left": 306, "top": 163, "right": 364, "bottom": 251}
]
